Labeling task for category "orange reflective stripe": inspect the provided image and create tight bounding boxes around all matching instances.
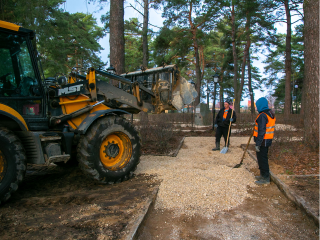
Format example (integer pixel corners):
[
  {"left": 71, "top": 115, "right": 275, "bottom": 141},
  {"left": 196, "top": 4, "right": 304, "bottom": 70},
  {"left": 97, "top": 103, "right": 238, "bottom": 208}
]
[{"left": 223, "top": 110, "right": 228, "bottom": 119}]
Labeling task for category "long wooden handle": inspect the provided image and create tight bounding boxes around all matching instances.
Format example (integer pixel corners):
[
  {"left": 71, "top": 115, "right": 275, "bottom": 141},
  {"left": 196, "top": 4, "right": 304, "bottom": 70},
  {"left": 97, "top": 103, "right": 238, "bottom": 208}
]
[
  {"left": 225, "top": 100, "right": 235, "bottom": 147},
  {"left": 239, "top": 127, "right": 255, "bottom": 164}
]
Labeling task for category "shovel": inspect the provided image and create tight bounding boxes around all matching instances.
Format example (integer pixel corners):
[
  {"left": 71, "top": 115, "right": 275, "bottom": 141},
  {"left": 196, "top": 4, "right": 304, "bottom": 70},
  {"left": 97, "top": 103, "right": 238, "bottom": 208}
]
[
  {"left": 233, "top": 127, "right": 255, "bottom": 168},
  {"left": 220, "top": 99, "right": 235, "bottom": 154}
]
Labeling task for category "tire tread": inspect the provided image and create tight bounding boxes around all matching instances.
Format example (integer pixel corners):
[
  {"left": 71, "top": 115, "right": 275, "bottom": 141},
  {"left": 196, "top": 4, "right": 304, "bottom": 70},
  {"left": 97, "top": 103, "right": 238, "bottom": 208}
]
[
  {"left": 0, "top": 127, "right": 26, "bottom": 205},
  {"left": 77, "top": 116, "right": 141, "bottom": 184}
]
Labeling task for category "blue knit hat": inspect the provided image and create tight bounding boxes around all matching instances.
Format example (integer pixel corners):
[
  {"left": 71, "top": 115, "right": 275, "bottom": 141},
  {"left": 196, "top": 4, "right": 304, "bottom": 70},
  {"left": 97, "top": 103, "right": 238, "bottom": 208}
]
[
  {"left": 255, "top": 97, "right": 269, "bottom": 113},
  {"left": 224, "top": 99, "right": 232, "bottom": 105}
]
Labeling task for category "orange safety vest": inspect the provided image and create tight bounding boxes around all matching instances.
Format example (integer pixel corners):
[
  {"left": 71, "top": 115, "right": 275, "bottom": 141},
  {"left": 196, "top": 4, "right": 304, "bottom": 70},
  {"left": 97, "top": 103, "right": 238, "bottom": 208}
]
[
  {"left": 223, "top": 109, "right": 228, "bottom": 119},
  {"left": 253, "top": 112, "right": 276, "bottom": 139}
]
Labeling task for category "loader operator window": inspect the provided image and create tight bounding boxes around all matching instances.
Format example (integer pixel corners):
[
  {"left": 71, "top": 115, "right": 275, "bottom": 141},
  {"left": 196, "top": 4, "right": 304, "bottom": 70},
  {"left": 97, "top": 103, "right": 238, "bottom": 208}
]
[
  {"left": 0, "top": 32, "right": 38, "bottom": 97},
  {"left": 0, "top": 31, "right": 42, "bottom": 117}
]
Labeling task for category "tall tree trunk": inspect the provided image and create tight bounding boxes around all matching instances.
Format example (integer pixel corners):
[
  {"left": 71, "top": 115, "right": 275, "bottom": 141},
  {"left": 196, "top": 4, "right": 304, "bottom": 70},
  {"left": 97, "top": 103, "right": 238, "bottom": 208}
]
[
  {"left": 219, "top": 69, "right": 225, "bottom": 108},
  {"left": 219, "top": 85, "right": 224, "bottom": 108},
  {"left": 231, "top": 2, "right": 239, "bottom": 112},
  {"left": 237, "top": 40, "right": 249, "bottom": 112},
  {"left": 193, "top": 37, "right": 202, "bottom": 106},
  {"left": 141, "top": 0, "right": 149, "bottom": 122},
  {"left": 247, "top": 50, "right": 255, "bottom": 114},
  {"left": 235, "top": 9, "right": 250, "bottom": 113},
  {"left": 245, "top": 11, "right": 254, "bottom": 114},
  {"left": 188, "top": 2, "right": 201, "bottom": 106},
  {"left": 142, "top": 0, "right": 149, "bottom": 67},
  {"left": 300, "top": 79, "right": 305, "bottom": 115},
  {"left": 303, "top": 0, "right": 319, "bottom": 147},
  {"left": 284, "top": 0, "right": 292, "bottom": 117},
  {"left": 110, "top": 0, "right": 125, "bottom": 85}
]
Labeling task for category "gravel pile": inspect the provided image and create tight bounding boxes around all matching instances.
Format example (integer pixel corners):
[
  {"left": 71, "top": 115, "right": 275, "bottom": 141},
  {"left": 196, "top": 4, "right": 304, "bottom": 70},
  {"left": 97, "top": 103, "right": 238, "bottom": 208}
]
[{"left": 136, "top": 137, "right": 258, "bottom": 218}]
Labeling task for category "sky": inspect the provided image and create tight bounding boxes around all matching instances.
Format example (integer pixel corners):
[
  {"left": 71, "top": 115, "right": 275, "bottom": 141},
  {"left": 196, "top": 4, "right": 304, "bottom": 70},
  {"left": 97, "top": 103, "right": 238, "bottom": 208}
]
[
  {"left": 64, "top": 0, "right": 302, "bottom": 106},
  {"left": 64, "top": 0, "right": 164, "bottom": 64}
]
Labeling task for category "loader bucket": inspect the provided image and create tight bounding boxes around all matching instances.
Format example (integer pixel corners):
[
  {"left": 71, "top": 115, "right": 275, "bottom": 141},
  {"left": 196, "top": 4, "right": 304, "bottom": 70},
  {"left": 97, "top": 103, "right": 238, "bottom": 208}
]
[
  {"left": 171, "top": 76, "right": 198, "bottom": 111},
  {"left": 120, "top": 65, "right": 197, "bottom": 113}
]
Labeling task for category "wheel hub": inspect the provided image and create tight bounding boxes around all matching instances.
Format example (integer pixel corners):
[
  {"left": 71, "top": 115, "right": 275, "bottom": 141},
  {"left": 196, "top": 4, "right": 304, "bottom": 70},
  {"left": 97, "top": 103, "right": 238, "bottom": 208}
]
[
  {"left": 103, "top": 142, "right": 120, "bottom": 158},
  {"left": 99, "top": 132, "right": 133, "bottom": 171},
  {"left": 0, "top": 150, "right": 7, "bottom": 182}
]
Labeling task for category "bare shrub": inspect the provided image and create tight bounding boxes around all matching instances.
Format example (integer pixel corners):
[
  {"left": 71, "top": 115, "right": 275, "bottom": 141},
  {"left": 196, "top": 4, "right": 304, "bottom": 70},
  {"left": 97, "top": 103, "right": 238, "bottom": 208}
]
[
  {"left": 137, "top": 112, "right": 175, "bottom": 153},
  {"left": 147, "top": 112, "right": 193, "bottom": 125},
  {"left": 274, "top": 114, "right": 304, "bottom": 129},
  {"left": 236, "top": 113, "right": 303, "bottom": 128},
  {"left": 233, "top": 113, "right": 256, "bottom": 135}
]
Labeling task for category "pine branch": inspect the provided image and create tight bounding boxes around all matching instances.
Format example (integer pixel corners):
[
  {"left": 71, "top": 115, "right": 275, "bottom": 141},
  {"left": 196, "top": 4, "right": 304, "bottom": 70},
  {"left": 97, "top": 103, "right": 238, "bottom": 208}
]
[
  {"left": 134, "top": 0, "right": 144, "bottom": 9},
  {"left": 149, "top": 22, "right": 161, "bottom": 29},
  {"left": 129, "top": 3, "right": 144, "bottom": 17},
  {"left": 292, "top": 19, "right": 303, "bottom": 24}
]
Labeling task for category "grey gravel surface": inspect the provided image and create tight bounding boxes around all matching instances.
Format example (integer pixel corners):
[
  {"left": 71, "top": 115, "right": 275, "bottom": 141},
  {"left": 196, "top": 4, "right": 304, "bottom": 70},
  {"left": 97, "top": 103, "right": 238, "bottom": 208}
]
[{"left": 136, "top": 137, "right": 258, "bottom": 218}]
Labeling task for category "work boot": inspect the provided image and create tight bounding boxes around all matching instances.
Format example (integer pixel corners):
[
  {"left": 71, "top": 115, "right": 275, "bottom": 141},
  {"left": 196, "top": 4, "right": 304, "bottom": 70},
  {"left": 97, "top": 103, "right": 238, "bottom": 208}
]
[
  {"left": 212, "top": 142, "right": 220, "bottom": 151},
  {"left": 255, "top": 175, "right": 263, "bottom": 180},
  {"left": 255, "top": 177, "right": 270, "bottom": 185}
]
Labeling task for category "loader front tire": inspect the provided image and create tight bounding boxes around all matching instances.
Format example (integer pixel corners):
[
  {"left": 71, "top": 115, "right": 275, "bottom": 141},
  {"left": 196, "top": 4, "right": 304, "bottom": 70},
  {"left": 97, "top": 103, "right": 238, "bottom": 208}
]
[
  {"left": 77, "top": 116, "right": 141, "bottom": 184},
  {"left": 0, "top": 127, "right": 26, "bottom": 204}
]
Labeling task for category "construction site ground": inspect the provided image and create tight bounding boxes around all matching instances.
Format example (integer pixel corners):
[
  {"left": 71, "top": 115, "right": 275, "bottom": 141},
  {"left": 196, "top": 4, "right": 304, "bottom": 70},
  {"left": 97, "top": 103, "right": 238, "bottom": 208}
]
[
  {"left": 136, "top": 137, "right": 319, "bottom": 240},
  {"left": 0, "top": 166, "right": 160, "bottom": 240},
  {"left": 0, "top": 136, "right": 318, "bottom": 240}
]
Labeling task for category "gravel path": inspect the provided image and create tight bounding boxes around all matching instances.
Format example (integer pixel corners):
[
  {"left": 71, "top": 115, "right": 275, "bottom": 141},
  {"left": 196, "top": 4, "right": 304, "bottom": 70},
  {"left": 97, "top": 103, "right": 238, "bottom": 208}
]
[{"left": 136, "top": 137, "right": 258, "bottom": 218}]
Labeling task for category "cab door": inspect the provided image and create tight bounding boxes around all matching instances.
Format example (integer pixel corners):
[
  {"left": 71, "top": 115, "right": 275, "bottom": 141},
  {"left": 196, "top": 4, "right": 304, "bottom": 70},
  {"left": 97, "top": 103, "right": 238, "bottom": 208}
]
[{"left": 0, "top": 30, "right": 47, "bottom": 130}]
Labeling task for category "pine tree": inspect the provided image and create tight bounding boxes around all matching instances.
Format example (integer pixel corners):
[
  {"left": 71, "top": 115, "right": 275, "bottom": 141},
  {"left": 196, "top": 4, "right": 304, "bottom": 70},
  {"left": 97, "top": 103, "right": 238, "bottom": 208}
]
[
  {"left": 160, "top": 0, "right": 223, "bottom": 106},
  {"left": 303, "top": 0, "right": 319, "bottom": 148},
  {"left": 110, "top": 0, "right": 125, "bottom": 78},
  {"left": 0, "top": 0, "right": 105, "bottom": 77}
]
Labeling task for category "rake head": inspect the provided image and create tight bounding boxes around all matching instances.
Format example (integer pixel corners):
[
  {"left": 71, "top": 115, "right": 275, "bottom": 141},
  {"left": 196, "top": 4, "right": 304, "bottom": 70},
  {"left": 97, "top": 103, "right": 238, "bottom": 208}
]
[{"left": 233, "top": 163, "right": 243, "bottom": 168}]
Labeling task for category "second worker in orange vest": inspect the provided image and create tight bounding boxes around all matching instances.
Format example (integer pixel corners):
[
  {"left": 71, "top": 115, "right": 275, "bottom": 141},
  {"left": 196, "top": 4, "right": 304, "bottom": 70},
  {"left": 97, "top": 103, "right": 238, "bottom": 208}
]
[
  {"left": 212, "top": 100, "right": 236, "bottom": 151},
  {"left": 253, "top": 97, "right": 276, "bottom": 185}
]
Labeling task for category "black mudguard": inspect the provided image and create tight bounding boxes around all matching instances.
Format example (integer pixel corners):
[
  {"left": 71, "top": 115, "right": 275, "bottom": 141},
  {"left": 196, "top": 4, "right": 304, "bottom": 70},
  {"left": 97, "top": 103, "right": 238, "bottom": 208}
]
[{"left": 75, "top": 109, "right": 130, "bottom": 134}]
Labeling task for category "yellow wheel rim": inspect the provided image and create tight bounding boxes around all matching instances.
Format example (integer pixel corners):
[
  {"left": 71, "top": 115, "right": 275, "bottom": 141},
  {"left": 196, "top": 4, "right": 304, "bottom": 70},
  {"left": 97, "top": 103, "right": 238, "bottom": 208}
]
[
  {"left": 0, "top": 150, "right": 7, "bottom": 182},
  {"left": 99, "top": 132, "right": 132, "bottom": 171}
]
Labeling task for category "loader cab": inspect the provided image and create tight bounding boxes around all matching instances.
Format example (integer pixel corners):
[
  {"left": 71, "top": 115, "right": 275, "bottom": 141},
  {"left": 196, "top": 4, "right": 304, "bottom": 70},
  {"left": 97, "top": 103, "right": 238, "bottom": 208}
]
[{"left": 0, "top": 21, "right": 48, "bottom": 130}]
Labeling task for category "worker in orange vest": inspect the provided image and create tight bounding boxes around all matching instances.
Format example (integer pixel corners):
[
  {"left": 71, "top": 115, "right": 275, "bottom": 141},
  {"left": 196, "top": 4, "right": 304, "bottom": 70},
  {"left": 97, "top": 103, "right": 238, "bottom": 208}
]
[
  {"left": 253, "top": 97, "right": 276, "bottom": 185},
  {"left": 212, "top": 100, "right": 236, "bottom": 151}
]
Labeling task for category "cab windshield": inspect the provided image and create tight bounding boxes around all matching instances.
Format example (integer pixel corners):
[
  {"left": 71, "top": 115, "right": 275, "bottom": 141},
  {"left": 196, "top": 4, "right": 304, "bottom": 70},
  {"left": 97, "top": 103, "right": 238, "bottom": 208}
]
[{"left": 0, "top": 31, "right": 38, "bottom": 97}]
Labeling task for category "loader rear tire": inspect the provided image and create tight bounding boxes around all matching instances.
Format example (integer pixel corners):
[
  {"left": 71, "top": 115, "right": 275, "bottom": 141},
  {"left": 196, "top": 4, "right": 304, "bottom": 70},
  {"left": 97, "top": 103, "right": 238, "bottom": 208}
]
[
  {"left": 77, "top": 116, "right": 141, "bottom": 184},
  {"left": 0, "top": 127, "right": 26, "bottom": 204}
]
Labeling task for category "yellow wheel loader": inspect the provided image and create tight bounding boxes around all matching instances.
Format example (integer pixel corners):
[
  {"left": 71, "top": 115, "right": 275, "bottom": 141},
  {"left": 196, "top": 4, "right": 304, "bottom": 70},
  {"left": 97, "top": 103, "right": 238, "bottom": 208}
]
[{"left": 0, "top": 20, "right": 197, "bottom": 204}]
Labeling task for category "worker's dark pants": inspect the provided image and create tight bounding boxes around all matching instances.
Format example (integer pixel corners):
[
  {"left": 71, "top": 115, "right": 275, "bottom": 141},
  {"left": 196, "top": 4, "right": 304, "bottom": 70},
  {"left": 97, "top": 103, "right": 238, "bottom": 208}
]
[
  {"left": 256, "top": 146, "right": 270, "bottom": 178},
  {"left": 215, "top": 126, "right": 231, "bottom": 146}
]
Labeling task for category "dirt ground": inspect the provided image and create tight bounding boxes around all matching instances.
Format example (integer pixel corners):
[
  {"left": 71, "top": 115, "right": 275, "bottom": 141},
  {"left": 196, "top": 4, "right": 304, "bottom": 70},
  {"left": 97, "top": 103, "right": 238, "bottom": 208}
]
[
  {"left": 136, "top": 137, "right": 319, "bottom": 240},
  {"left": 0, "top": 165, "right": 160, "bottom": 240},
  {"left": 279, "top": 175, "right": 320, "bottom": 219},
  {"left": 0, "top": 136, "right": 318, "bottom": 240},
  {"left": 136, "top": 184, "right": 318, "bottom": 240}
]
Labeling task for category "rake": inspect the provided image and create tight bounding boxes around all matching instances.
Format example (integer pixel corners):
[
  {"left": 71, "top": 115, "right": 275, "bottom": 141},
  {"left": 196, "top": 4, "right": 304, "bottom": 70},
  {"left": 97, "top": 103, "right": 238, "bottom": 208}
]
[{"left": 233, "top": 127, "right": 255, "bottom": 168}]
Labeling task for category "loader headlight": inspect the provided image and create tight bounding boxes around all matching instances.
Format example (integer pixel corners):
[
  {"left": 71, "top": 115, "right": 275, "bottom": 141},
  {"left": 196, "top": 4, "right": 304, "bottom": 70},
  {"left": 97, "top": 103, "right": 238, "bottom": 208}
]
[{"left": 57, "top": 76, "right": 67, "bottom": 86}]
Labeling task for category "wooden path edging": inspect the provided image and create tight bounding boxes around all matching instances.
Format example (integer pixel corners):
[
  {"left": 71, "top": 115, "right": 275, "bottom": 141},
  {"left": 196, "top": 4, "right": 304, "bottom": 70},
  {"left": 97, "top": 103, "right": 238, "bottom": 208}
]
[{"left": 124, "top": 187, "right": 159, "bottom": 240}]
